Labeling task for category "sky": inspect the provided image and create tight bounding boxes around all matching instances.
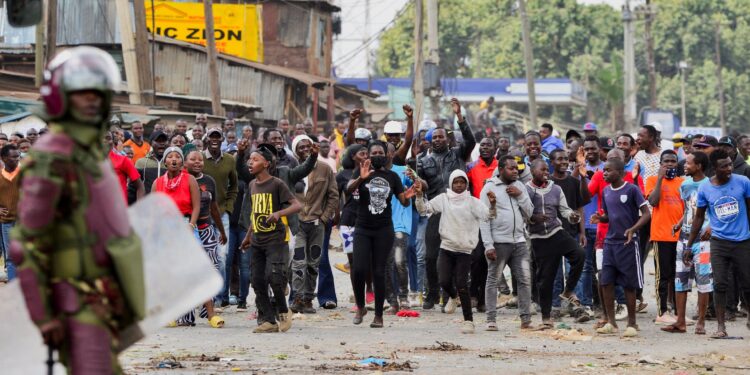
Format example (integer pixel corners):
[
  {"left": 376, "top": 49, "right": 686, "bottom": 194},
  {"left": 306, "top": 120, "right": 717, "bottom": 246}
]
[{"left": 332, "top": 0, "right": 640, "bottom": 78}]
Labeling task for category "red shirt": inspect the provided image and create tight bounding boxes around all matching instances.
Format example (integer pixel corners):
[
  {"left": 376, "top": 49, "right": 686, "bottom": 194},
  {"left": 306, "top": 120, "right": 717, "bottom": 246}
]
[
  {"left": 109, "top": 150, "right": 140, "bottom": 203},
  {"left": 466, "top": 158, "right": 498, "bottom": 198},
  {"left": 154, "top": 170, "right": 193, "bottom": 216},
  {"left": 588, "top": 170, "right": 644, "bottom": 248}
]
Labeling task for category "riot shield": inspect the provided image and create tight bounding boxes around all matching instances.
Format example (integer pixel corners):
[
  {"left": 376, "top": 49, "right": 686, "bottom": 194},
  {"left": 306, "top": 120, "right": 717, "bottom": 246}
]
[{"left": 0, "top": 193, "right": 223, "bottom": 373}]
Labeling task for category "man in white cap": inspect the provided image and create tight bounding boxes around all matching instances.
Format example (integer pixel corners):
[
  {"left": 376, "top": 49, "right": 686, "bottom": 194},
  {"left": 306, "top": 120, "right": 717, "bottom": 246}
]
[{"left": 290, "top": 135, "right": 339, "bottom": 313}]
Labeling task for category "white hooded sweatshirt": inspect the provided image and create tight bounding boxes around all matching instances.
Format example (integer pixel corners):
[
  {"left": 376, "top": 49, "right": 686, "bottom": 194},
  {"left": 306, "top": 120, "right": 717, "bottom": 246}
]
[{"left": 415, "top": 170, "right": 495, "bottom": 254}]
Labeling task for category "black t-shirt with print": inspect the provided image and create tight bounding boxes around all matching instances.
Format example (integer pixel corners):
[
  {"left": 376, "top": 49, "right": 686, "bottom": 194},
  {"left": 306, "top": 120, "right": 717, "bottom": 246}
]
[
  {"left": 352, "top": 168, "right": 404, "bottom": 230},
  {"left": 551, "top": 175, "right": 584, "bottom": 236},
  {"left": 196, "top": 174, "right": 217, "bottom": 226},
  {"left": 249, "top": 176, "right": 295, "bottom": 246},
  {"left": 337, "top": 169, "right": 359, "bottom": 227}
]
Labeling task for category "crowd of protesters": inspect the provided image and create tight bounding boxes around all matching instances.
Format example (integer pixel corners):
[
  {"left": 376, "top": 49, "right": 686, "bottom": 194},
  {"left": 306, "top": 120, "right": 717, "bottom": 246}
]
[{"left": 2, "top": 100, "right": 750, "bottom": 339}]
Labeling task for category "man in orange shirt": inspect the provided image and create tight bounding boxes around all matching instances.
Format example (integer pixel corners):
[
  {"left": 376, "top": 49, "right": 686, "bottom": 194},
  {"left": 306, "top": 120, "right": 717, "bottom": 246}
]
[
  {"left": 645, "top": 150, "right": 684, "bottom": 325},
  {"left": 123, "top": 120, "right": 150, "bottom": 163}
]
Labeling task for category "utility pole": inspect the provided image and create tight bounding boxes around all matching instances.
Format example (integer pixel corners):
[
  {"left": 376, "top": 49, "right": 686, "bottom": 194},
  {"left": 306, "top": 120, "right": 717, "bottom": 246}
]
[
  {"left": 133, "top": 0, "right": 154, "bottom": 105},
  {"left": 365, "top": 0, "right": 371, "bottom": 91},
  {"left": 714, "top": 21, "right": 726, "bottom": 135},
  {"left": 413, "top": 0, "right": 424, "bottom": 129},
  {"left": 518, "top": 0, "right": 537, "bottom": 128},
  {"left": 425, "top": 0, "right": 440, "bottom": 120},
  {"left": 45, "top": 0, "right": 57, "bottom": 63},
  {"left": 679, "top": 61, "right": 688, "bottom": 128},
  {"left": 622, "top": 0, "right": 637, "bottom": 132},
  {"left": 115, "top": 0, "right": 143, "bottom": 104},
  {"left": 203, "top": 0, "right": 224, "bottom": 117},
  {"left": 644, "top": 0, "right": 657, "bottom": 109}
]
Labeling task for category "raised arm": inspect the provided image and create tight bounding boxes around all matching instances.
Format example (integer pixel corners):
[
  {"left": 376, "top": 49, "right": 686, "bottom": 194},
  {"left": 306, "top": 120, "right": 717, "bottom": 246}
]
[
  {"left": 451, "top": 98, "right": 476, "bottom": 161},
  {"left": 345, "top": 109, "right": 362, "bottom": 146},
  {"left": 235, "top": 139, "right": 253, "bottom": 183},
  {"left": 394, "top": 104, "right": 415, "bottom": 163}
]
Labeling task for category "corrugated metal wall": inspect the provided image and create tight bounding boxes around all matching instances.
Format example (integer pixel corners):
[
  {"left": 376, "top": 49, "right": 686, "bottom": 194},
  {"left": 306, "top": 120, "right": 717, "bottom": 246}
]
[
  {"left": 0, "top": 0, "right": 121, "bottom": 46},
  {"left": 154, "top": 42, "right": 286, "bottom": 120}
]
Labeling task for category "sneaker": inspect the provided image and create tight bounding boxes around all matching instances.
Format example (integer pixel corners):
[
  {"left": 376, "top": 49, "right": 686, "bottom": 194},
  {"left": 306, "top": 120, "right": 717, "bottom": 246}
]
[
  {"left": 506, "top": 296, "right": 518, "bottom": 308},
  {"left": 550, "top": 308, "right": 562, "bottom": 322},
  {"left": 461, "top": 320, "right": 475, "bottom": 334},
  {"left": 636, "top": 300, "right": 648, "bottom": 313},
  {"left": 655, "top": 313, "right": 677, "bottom": 325},
  {"left": 302, "top": 300, "right": 317, "bottom": 314},
  {"left": 615, "top": 304, "right": 628, "bottom": 321},
  {"left": 290, "top": 296, "right": 304, "bottom": 313},
  {"left": 422, "top": 300, "right": 436, "bottom": 310},
  {"left": 444, "top": 297, "right": 457, "bottom": 314},
  {"left": 365, "top": 292, "right": 375, "bottom": 305},
  {"left": 253, "top": 321, "right": 279, "bottom": 333},
  {"left": 575, "top": 306, "right": 592, "bottom": 323},
  {"left": 399, "top": 298, "right": 411, "bottom": 309},
  {"left": 278, "top": 311, "right": 292, "bottom": 332},
  {"left": 236, "top": 302, "right": 248, "bottom": 312},
  {"left": 497, "top": 294, "right": 512, "bottom": 308},
  {"left": 322, "top": 301, "right": 337, "bottom": 310},
  {"left": 485, "top": 321, "right": 498, "bottom": 331}
]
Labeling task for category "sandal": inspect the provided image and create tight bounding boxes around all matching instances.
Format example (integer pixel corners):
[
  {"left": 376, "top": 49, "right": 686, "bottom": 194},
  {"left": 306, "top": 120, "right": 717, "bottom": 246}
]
[
  {"left": 594, "top": 320, "right": 608, "bottom": 329},
  {"left": 660, "top": 324, "right": 686, "bottom": 333},
  {"left": 596, "top": 323, "right": 618, "bottom": 335},
  {"left": 710, "top": 331, "right": 728, "bottom": 339},
  {"left": 208, "top": 315, "right": 225, "bottom": 328},
  {"left": 695, "top": 326, "right": 706, "bottom": 335}
]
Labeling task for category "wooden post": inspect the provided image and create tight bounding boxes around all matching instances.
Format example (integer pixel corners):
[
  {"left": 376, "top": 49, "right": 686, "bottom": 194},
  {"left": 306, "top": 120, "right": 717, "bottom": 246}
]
[
  {"left": 115, "top": 0, "right": 142, "bottom": 104},
  {"left": 518, "top": 0, "right": 537, "bottom": 128},
  {"left": 133, "top": 0, "right": 154, "bottom": 105},
  {"left": 34, "top": 20, "right": 44, "bottom": 87},
  {"left": 312, "top": 89, "right": 319, "bottom": 133},
  {"left": 45, "top": 0, "right": 57, "bottom": 61},
  {"left": 203, "top": 0, "right": 223, "bottom": 116},
  {"left": 413, "top": 0, "right": 424, "bottom": 131}
]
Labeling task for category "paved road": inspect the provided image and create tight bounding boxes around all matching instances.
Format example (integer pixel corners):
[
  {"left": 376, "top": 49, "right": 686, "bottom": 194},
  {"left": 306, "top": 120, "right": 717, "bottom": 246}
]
[{"left": 121, "top": 249, "right": 750, "bottom": 374}]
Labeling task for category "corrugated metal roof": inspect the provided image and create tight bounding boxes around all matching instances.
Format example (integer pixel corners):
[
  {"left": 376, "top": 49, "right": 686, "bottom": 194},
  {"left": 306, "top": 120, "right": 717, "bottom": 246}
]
[{"left": 154, "top": 35, "right": 334, "bottom": 88}]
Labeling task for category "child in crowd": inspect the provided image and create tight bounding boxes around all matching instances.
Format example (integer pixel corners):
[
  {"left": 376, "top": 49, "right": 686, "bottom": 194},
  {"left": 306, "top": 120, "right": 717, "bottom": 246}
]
[{"left": 415, "top": 170, "right": 496, "bottom": 333}]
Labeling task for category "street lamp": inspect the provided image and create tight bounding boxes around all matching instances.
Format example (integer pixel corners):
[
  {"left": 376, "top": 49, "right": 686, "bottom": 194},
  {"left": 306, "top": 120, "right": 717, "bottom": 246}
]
[{"left": 678, "top": 61, "right": 689, "bottom": 129}]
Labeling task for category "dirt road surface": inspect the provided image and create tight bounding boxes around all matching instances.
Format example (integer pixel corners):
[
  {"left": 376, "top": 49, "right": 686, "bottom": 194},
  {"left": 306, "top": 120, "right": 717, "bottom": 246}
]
[{"left": 121, "top": 249, "right": 750, "bottom": 374}]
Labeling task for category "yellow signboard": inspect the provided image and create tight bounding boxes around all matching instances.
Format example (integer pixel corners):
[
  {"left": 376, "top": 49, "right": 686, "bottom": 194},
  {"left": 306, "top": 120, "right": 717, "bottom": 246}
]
[{"left": 145, "top": 1, "right": 263, "bottom": 62}]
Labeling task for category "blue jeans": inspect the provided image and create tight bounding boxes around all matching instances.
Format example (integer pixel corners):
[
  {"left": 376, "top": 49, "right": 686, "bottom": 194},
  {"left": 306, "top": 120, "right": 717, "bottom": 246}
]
[
  {"left": 218, "top": 213, "right": 233, "bottom": 304},
  {"left": 408, "top": 215, "right": 427, "bottom": 293},
  {"left": 225, "top": 225, "right": 250, "bottom": 304},
  {"left": 1, "top": 222, "right": 15, "bottom": 280},
  {"left": 573, "top": 229, "right": 597, "bottom": 307},
  {"left": 317, "top": 220, "right": 337, "bottom": 306}
]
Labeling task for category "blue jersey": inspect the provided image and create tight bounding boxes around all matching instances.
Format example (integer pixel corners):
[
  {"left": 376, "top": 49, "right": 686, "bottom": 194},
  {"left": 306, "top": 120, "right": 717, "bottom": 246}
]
[
  {"left": 697, "top": 175, "right": 750, "bottom": 242},
  {"left": 601, "top": 182, "right": 647, "bottom": 243}
]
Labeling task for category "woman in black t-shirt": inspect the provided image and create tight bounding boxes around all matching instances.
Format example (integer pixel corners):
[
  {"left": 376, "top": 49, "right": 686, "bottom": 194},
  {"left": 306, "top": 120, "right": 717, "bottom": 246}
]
[
  {"left": 347, "top": 141, "right": 415, "bottom": 328},
  {"left": 178, "top": 150, "right": 228, "bottom": 328}
]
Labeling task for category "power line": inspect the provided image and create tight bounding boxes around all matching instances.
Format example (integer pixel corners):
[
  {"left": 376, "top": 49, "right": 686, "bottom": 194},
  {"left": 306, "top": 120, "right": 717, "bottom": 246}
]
[{"left": 333, "top": 1, "right": 410, "bottom": 66}]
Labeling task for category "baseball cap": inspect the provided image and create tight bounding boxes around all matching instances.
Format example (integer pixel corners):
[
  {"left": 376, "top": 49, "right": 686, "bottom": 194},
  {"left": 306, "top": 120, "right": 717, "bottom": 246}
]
[
  {"left": 718, "top": 136, "right": 736, "bottom": 148},
  {"left": 694, "top": 135, "right": 718, "bottom": 148},
  {"left": 599, "top": 136, "right": 614, "bottom": 150},
  {"left": 583, "top": 122, "right": 597, "bottom": 132},
  {"left": 149, "top": 130, "right": 168, "bottom": 143},
  {"left": 383, "top": 121, "right": 404, "bottom": 134},
  {"left": 646, "top": 122, "right": 663, "bottom": 133},
  {"left": 565, "top": 129, "right": 582, "bottom": 141},
  {"left": 206, "top": 128, "right": 223, "bottom": 138}
]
